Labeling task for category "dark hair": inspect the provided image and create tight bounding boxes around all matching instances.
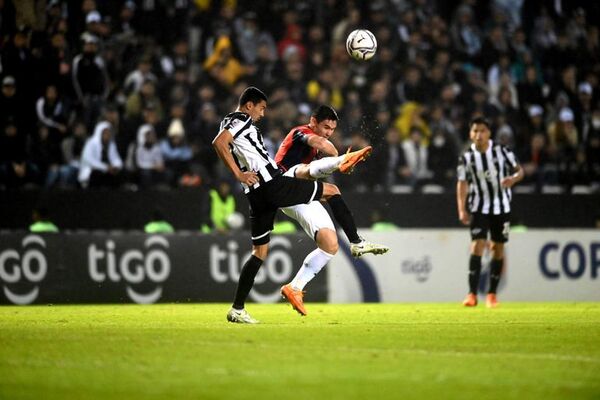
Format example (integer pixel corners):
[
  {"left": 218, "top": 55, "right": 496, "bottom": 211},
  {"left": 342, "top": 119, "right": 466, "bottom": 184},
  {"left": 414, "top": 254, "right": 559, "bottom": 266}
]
[
  {"left": 312, "top": 105, "right": 339, "bottom": 123},
  {"left": 469, "top": 116, "right": 491, "bottom": 130},
  {"left": 238, "top": 86, "right": 267, "bottom": 107}
]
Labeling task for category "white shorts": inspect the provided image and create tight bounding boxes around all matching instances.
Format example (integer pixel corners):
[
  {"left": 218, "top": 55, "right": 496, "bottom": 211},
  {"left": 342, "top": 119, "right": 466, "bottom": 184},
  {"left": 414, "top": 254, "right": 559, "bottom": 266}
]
[{"left": 282, "top": 166, "right": 335, "bottom": 240}]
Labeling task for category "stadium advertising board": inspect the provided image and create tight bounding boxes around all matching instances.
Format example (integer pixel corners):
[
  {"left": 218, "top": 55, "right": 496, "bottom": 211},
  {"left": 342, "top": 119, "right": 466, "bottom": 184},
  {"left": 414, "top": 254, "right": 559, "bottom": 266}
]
[
  {"left": 0, "top": 233, "right": 324, "bottom": 305},
  {"left": 329, "top": 230, "right": 600, "bottom": 302}
]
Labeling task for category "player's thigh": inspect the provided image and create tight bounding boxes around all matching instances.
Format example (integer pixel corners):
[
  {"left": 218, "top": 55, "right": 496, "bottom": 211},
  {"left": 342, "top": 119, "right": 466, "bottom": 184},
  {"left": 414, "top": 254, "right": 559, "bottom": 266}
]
[
  {"left": 267, "top": 176, "right": 323, "bottom": 208},
  {"left": 283, "top": 164, "right": 310, "bottom": 180},
  {"left": 281, "top": 201, "right": 335, "bottom": 241},
  {"left": 469, "top": 213, "right": 490, "bottom": 241},
  {"left": 490, "top": 213, "right": 510, "bottom": 243}
]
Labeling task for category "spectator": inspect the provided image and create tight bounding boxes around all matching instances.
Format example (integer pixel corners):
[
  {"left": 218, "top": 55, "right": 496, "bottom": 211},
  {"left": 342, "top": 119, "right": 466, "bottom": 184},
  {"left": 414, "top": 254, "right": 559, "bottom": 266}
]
[
  {"left": 124, "top": 56, "right": 157, "bottom": 94},
  {"left": 207, "top": 181, "right": 236, "bottom": 233},
  {"left": 428, "top": 128, "right": 457, "bottom": 187},
  {"left": 79, "top": 121, "right": 123, "bottom": 188},
  {"left": 71, "top": 33, "right": 109, "bottom": 130},
  {"left": 129, "top": 123, "right": 165, "bottom": 189},
  {"left": 160, "top": 118, "right": 193, "bottom": 186},
  {"left": 402, "top": 126, "right": 432, "bottom": 187},
  {"left": 60, "top": 121, "right": 88, "bottom": 188},
  {"left": 203, "top": 36, "right": 248, "bottom": 88},
  {"left": 0, "top": 119, "right": 39, "bottom": 188}
]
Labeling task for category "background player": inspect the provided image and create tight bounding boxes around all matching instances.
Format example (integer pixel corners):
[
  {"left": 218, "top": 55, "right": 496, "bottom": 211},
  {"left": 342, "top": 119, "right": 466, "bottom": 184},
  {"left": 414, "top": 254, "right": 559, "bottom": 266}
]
[
  {"left": 212, "top": 87, "right": 369, "bottom": 323},
  {"left": 276, "top": 105, "right": 389, "bottom": 315},
  {"left": 457, "top": 116, "right": 524, "bottom": 308}
]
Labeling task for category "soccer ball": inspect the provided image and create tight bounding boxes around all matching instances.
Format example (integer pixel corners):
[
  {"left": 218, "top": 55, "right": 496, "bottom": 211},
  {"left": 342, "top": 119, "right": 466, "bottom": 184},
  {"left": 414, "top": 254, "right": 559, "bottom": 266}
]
[
  {"left": 226, "top": 212, "right": 245, "bottom": 230},
  {"left": 346, "top": 29, "right": 377, "bottom": 61}
]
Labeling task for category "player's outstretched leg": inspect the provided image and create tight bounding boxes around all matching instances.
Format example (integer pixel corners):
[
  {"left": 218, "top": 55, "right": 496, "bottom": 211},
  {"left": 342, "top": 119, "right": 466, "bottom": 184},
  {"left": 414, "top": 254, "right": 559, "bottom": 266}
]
[{"left": 301, "top": 146, "right": 373, "bottom": 179}]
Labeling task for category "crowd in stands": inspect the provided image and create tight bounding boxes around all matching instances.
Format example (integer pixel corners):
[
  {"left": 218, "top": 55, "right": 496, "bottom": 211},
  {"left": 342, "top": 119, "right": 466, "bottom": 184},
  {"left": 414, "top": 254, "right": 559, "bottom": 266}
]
[{"left": 1, "top": 0, "right": 599, "bottom": 194}]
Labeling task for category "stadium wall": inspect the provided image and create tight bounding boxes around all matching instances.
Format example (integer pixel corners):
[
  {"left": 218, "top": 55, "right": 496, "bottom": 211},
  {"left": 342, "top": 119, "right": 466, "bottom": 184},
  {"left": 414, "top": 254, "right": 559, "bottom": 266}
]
[
  {"left": 1, "top": 230, "right": 598, "bottom": 305},
  {"left": 1, "top": 189, "right": 599, "bottom": 229}
]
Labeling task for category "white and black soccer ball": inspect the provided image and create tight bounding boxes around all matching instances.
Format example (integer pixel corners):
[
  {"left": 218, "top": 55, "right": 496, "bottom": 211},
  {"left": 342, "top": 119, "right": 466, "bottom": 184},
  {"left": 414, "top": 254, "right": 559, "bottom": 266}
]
[{"left": 346, "top": 29, "right": 377, "bottom": 61}]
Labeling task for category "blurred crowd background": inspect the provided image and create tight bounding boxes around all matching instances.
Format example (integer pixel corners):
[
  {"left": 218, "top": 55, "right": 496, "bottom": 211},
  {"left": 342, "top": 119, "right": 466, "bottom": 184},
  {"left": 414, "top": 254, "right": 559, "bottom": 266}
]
[{"left": 1, "top": 0, "right": 599, "bottom": 194}]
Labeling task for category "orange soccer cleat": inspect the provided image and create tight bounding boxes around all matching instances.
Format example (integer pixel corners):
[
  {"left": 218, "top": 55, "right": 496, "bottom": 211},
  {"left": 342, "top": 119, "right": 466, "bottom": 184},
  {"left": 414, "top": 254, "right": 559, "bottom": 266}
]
[
  {"left": 486, "top": 293, "right": 499, "bottom": 308},
  {"left": 462, "top": 293, "right": 478, "bottom": 307},
  {"left": 281, "top": 284, "right": 307, "bottom": 316},
  {"left": 339, "top": 146, "right": 373, "bottom": 174}
]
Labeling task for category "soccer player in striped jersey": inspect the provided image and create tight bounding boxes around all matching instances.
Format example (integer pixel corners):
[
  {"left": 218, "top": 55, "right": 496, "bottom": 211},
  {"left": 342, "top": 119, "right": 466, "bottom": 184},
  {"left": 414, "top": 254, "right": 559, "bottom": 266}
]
[
  {"left": 275, "top": 105, "right": 389, "bottom": 316},
  {"left": 457, "top": 116, "right": 523, "bottom": 308},
  {"left": 212, "top": 87, "right": 369, "bottom": 323}
]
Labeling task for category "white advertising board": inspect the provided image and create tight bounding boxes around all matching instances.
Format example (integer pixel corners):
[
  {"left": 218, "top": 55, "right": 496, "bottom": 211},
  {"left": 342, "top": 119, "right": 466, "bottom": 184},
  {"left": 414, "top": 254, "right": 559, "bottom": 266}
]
[{"left": 328, "top": 229, "right": 600, "bottom": 302}]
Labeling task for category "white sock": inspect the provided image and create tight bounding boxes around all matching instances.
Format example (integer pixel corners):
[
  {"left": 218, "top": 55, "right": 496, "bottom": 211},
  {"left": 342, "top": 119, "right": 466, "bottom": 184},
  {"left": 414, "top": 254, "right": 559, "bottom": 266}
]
[
  {"left": 290, "top": 248, "right": 334, "bottom": 290},
  {"left": 308, "top": 156, "right": 343, "bottom": 179}
]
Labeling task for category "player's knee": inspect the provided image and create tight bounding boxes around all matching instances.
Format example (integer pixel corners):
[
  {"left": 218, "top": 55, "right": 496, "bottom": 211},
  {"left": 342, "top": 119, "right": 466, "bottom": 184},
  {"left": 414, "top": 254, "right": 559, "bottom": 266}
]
[
  {"left": 471, "top": 240, "right": 486, "bottom": 256},
  {"left": 316, "top": 229, "right": 338, "bottom": 255},
  {"left": 321, "top": 183, "right": 340, "bottom": 199},
  {"left": 295, "top": 164, "right": 311, "bottom": 180},
  {"left": 252, "top": 244, "right": 269, "bottom": 260},
  {"left": 490, "top": 242, "right": 504, "bottom": 259}
]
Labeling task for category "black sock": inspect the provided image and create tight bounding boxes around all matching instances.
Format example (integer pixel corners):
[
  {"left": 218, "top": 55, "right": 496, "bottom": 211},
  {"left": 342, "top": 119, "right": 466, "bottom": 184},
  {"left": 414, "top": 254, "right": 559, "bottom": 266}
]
[
  {"left": 468, "top": 255, "right": 482, "bottom": 294},
  {"left": 327, "top": 194, "right": 360, "bottom": 243},
  {"left": 489, "top": 258, "right": 503, "bottom": 294},
  {"left": 232, "top": 255, "right": 263, "bottom": 309}
]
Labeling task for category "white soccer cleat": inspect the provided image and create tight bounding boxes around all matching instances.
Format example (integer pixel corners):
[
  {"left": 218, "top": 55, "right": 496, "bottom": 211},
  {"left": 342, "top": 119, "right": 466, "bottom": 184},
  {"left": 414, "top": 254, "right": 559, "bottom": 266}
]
[
  {"left": 226, "top": 308, "right": 259, "bottom": 324},
  {"left": 350, "top": 239, "right": 390, "bottom": 258}
]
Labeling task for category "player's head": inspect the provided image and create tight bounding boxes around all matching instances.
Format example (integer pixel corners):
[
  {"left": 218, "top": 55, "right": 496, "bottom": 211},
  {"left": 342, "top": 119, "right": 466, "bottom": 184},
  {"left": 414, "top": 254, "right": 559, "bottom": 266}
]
[
  {"left": 469, "top": 116, "right": 491, "bottom": 148},
  {"left": 310, "top": 105, "right": 338, "bottom": 138},
  {"left": 238, "top": 86, "right": 268, "bottom": 122}
]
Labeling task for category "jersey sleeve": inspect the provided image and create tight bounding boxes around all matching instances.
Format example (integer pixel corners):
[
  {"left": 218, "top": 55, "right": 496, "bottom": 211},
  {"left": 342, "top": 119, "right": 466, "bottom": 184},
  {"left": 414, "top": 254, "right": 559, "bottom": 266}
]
[
  {"left": 456, "top": 155, "right": 468, "bottom": 181},
  {"left": 292, "top": 130, "right": 310, "bottom": 145},
  {"left": 223, "top": 114, "right": 251, "bottom": 138},
  {"left": 501, "top": 146, "right": 519, "bottom": 169}
]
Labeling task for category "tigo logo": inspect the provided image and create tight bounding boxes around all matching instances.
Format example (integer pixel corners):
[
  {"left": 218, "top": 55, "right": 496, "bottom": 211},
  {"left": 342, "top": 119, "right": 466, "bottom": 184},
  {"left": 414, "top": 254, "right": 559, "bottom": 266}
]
[{"left": 0, "top": 235, "right": 48, "bottom": 304}]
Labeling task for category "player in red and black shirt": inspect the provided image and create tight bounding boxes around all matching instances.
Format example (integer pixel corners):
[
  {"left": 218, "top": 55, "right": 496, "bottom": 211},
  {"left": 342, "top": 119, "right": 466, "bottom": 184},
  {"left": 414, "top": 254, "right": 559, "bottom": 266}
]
[{"left": 274, "top": 105, "right": 389, "bottom": 316}]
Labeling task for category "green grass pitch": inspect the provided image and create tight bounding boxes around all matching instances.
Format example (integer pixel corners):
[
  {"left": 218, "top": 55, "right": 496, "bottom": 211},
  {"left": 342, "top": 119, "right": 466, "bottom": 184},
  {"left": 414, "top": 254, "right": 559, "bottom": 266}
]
[{"left": 1, "top": 303, "right": 599, "bottom": 400}]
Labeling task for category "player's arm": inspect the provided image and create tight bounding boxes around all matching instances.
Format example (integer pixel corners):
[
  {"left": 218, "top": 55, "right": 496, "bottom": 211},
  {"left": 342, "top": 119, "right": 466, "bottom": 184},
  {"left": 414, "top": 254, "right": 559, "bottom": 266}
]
[
  {"left": 500, "top": 148, "right": 524, "bottom": 188},
  {"left": 501, "top": 164, "right": 524, "bottom": 188},
  {"left": 457, "top": 180, "right": 470, "bottom": 226},
  {"left": 456, "top": 155, "right": 469, "bottom": 225},
  {"left": 212, "top": 129, "right": 258, "bottom": 186},
  {"left": 306, "top": 135, "right": 338, "bottom": 157}
]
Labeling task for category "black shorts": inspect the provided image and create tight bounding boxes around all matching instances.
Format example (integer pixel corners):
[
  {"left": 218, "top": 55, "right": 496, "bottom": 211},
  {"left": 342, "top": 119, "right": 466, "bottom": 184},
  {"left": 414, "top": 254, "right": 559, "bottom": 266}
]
[
  {"left": 246, "top": 176, "right": 323, "bottom": 245},
  {"left": 470, "top": 213, "right": 510, "bottom": 243}
]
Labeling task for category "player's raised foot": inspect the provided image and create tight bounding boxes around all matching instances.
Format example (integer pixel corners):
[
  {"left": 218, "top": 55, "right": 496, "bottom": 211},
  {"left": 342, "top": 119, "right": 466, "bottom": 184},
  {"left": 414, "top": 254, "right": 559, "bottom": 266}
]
[
  {"left": 281, "top": 284, "right": 307, "bottom": 316},
  {"left": 350, "top": 239, "right": 390, "bottom": 257},
  {"left": 486, "top": 293, "right": 499, "bottom": 308},
  {"left": 226, "top": 308, "right": 259, "bottom": 324},
  {"left": 339, "top": 146, "right": 373, "bottom": 174},
  {"left": 462, "top": 293, "right": 478, "bottom": 307}
]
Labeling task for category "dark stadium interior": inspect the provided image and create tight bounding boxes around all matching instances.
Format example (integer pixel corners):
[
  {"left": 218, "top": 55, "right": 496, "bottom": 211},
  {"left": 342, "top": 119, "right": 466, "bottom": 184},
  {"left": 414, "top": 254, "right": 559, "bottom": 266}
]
[{"left": 1, "top": 0, "right": 599, "bottom": 229}]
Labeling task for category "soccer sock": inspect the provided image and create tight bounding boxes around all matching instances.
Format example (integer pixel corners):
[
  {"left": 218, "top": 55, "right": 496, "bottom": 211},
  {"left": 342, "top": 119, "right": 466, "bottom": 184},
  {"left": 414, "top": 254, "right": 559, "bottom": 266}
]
[
  {"left": 327, "top": 194, "right": 361, "bottom": 243},
  {"left": 290, "top": 248, "right": 334, "bottom": 291},
  {"left": 489, "top": 258, "right": 503, "bottom": 294},
  {"left": 308, "top": 156, "right": 343, "bottom": 179},
  {"left": 232, "top": 255, "right": 263, "bottom": 310},
  {"left": 468, "top": 255, "right": 482, "bottom": 294}
]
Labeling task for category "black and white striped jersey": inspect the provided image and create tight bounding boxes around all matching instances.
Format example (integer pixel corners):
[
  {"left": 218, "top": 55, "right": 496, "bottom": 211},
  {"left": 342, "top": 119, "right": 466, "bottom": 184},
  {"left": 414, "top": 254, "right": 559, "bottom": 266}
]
[
  {"left": 218, "top": 111, "right": 280, "bottom": 193},
  {"left": 457, "top": 140, "right": 519, "bottom": 215}
]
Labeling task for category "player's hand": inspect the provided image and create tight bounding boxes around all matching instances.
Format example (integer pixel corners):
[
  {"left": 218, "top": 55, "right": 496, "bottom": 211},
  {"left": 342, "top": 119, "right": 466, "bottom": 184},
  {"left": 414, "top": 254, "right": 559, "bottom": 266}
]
[
  {"left": 237, "top": 171, "right": 259, "bottom": 186},
  {"left": 459, "top": 210, "right": 470, "bottom": 226},
  {"left": 501, "top": 176, "right": 514, "bottom": 188}
]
